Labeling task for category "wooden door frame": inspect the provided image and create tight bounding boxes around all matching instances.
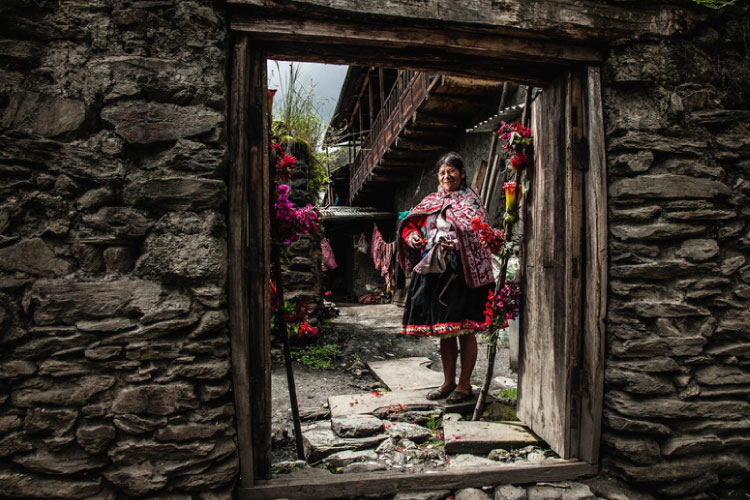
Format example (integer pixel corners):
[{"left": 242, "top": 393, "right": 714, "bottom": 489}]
[{"left": 227, "top": 13, "right": 607, "bottom": 497}]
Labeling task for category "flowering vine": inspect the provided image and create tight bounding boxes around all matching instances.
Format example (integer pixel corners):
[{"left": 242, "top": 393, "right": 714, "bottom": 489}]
[
  {"left": 269, "top": 140, "right": 320, "bottom": 339},
  {"left": 472, "top": 119, "right": 534, "bottom": 421},
  {"left": 270, "top": 280, "right": 318, "bottom": 338},
  {"left": 482, "top": 281, "right": 521, "bottom": 346},
  {"left": 273, "top": 184, "right": 320, "bottom": 244},
  {"left": 471, "top": 215, "right": 506, "bottom": 255},
  {"left": 497, "top": 122, "right": 533, "bottom": 171}
]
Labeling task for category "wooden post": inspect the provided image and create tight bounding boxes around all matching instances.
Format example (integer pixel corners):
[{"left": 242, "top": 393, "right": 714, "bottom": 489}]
[
  {"left": 229, "top": 33, "right": 256, "bottom": 488},
  {"left": 563, "top": 70, "right": 584, "bottom": 458},
  {"left": 247, "top": 40, "right": 272, "bottom": 479},
  {"left": 521, "top": 85, "right": 532, "bottom": 127},
  {"left": 368, "top": 68, "right": 374, "bottom": 130},
  {"left": 480, "top": 82, "right": 510, "bottom": 204},
  {"left": 379, "top": 67, "right": 385, "bottom": 107},
  {"left": 579, "top": 66, "right": 607, "bottom": 465}
]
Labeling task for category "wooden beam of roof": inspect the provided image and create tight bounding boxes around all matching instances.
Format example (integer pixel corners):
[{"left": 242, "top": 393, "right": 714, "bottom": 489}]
[
  {"left": 256, "top": 40, "right": 554, "bottom": 87},
  {"left": 409, "top": 112, "right": 456, "bottom": 129},
  {"left": 394, "top": 137, "right": 449, "bottom": 151},
  {"left": 227, "top": 0, "right": 697, "bottom": 42},
  {"left": 230, "top": 16, "right": 602, "bottom": 67}
]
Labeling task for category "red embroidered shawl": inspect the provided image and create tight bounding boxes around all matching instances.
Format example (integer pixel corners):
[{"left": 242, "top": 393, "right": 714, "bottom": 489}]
[{"left": 398, "top": 186, "right": 494, "bottom": 288}]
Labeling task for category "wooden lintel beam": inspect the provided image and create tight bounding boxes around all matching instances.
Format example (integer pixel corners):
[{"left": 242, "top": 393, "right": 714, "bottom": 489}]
[
  {"left": 227, "top": 0, "right": 696, "bottom": 42},
  {"left": 231, "top": 16, "right": 602, "bottom": 66},
  {"left": 240, "top": 460, "right": 597, "bottom": 499},
  {"left": 261, "top": 42, "right": 554, "bottom": 87}
]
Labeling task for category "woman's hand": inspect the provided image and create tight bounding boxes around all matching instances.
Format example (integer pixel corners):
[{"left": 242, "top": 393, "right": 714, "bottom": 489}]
[
  {"left": 408, "top": 232, "right": 426, "bottom": 249},
  {"left": 440, "top": 238, "right": 457, "bottom": 251}
]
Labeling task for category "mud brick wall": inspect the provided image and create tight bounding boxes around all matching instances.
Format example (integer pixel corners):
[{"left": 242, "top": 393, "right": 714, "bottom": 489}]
[
  {"left": 0, "top": 1, "right": 237, "bottom": 498},
  {"left": 600, "top": 7, "right": 750, "bottom": 497}
]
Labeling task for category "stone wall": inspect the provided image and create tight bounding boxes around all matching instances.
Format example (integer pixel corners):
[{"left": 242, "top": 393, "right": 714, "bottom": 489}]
[
  {"left": 600, "top": 5, "right": 750, "bottom": 497},
  {"left": 1, "top": 0, "right": 749, "bottom": 499},
  {"left": 0, "top": 1, "right": 237, "bottom": 498}
]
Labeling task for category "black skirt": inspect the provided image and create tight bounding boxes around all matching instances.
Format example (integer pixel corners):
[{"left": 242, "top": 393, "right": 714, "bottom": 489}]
[{"left": 401, "top": 252, "right": 493, "bottom": 337}]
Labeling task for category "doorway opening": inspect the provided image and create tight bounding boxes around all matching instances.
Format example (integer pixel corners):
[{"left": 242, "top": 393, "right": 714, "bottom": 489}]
[{"left": 227, "top": 9, "right": 608, "bottom": 499}]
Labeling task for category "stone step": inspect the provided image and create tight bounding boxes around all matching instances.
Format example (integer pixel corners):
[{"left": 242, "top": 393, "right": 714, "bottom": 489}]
[
  {"left": 300, "top": 421, "right": 388, "bottom": 462},
  {"left": 366, "top": 357, "right": 444, "bottom": 391},
  {"left": 328, "top": 388, "right": 479, "bottom": 418},
  {"left": 443, "top": 421, "right": 543, "bottom": 454}
]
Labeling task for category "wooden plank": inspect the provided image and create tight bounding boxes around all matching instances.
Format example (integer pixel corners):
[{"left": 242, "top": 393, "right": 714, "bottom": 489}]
[
  {"left": 261, "top": 41, "right": 553, "bottom": 87},
  {"left": 518, "top": 73, "right": 570, "bottom": 459},
  {"left": 564, "top": 71, "right": 585, "bottom": 459},
  {"left": 410, "top": 112, "right": 457, "bottom": 129},
  {"left": 247, "top": 42, "right": 272, "bottom": 479},
  {"left": 227, "top": 0, "right": 693, "bottom": 41},
  {"left": 471, "top": 159, "right": 488, "bottom": 190},
  {"left": 580, "top": 66, "right": 607, "bottom": 465},
  {"left": 230, "top": 16, "right": 600, "bottom": 65},
  {"left": 239, "top": 460, "right": 598, "bottom": 499},
  {"left": 393, "top": 137, "right": 446, "bottom": 151},
  {"left": 228, "top": 33, "right": 255, "bottom": 488}
]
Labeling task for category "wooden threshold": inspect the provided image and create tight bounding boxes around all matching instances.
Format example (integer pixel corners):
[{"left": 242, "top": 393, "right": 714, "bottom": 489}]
[{"left": 239, "top": 460, "right": 597, "bottom": 499}]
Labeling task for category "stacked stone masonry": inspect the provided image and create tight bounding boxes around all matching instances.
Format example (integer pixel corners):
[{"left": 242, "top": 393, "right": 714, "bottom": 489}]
[
  {"left": 0, "top": 0, "right": 749, "bottom": 499},
  {"left": 601, "top": 7, "right": 750, "bottom": 498},
  {"left": 0, "top": 1, "right": 237, "bottom": 498}
]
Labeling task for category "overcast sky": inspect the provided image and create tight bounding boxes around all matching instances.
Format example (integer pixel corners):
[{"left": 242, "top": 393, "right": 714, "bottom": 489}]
[{"left": 267, "top": 60, "right": 349, "bottom": 124}]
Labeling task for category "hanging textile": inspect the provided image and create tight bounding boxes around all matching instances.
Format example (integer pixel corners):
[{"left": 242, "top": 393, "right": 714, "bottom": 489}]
[
  {"left": 371, "top": 225, "right": 394, "bottom": 277},
  {"left": 320, "top": 237, "right": 337, "bottom": 271},
  {"left": 355, "top": 232, "right": 369, "bottom": 254}
]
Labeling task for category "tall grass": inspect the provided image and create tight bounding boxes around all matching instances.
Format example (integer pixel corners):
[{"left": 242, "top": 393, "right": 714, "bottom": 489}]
[{"left": 270, "top": 62, "right": 341, "bottom": 199}]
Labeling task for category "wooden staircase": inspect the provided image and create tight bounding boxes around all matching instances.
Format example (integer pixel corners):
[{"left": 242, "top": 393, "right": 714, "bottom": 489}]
[{"left": 350, "top": 73, "right": 504, "bottom": 205}]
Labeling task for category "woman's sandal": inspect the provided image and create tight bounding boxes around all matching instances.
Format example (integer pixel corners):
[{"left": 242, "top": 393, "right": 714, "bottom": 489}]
[
  {"left": 426, "top": 386, "right": 456, "bottom": 400},
  {"left": 446, "top": 389, "right": 473, "bottom": 404}
]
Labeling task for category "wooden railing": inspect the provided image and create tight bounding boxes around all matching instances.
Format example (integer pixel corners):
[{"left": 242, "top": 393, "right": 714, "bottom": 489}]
[{"left": 349, "top": 71, "right": 437, "bottom": 201}]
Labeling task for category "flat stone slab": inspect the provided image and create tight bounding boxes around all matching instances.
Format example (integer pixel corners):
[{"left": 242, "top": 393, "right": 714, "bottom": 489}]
[
  {"left": 444, "top": 421, "right": 543, "bottom": 454},
  {"left": 301, "top": 422, "right": 388, "bottom": 462},
  {"left": 367, "top": 357, "right": 444, "bottom": 391},
  {"left": 329, "top": 388, "right": 478, "bottom": 418},
  {"left": 331, "top": 414, "right": 385, "bottom": 438}
]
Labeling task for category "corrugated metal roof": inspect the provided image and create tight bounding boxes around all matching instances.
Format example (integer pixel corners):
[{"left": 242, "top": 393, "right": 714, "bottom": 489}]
[
  {"left": 465, "top": 104, "right": 524, "bottom": 133},
  {"left": 319, "top": 206, "right": 396, "bottom": 222}
]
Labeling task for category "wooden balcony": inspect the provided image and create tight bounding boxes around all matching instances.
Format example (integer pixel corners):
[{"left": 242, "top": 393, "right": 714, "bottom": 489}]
[{"left": 349, "top": 71, "right": 504, "bottom": 204}]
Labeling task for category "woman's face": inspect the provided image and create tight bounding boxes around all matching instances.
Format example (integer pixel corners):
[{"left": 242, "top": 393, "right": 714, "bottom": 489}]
[{"left": 438, "top": 163, "right": 465, "bottom": 192}]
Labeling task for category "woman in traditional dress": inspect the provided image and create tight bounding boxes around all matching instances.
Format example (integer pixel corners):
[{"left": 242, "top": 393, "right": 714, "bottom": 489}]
[{"left": 398, "top": 152, "right": 494, "bottom": 404}]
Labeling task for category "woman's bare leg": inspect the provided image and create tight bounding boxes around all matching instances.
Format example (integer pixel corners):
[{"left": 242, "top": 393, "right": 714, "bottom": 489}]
[
  {"left": 439, "top": 337, "right": 458, "bottom": 392},
  {"left": 456, "top": 333, "right": 477, "bottom": 394}
]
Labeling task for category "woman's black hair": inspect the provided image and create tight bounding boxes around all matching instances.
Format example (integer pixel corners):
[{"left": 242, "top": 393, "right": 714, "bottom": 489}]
[{"left": 436, "top": 151, "right": 467, "bottom": 188}]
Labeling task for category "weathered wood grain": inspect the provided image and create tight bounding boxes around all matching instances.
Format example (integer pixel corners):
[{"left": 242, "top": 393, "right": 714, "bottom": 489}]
[
  {"left": 255, "top": 40, "right": 554, "bottom": 87},
  {"left": 564, "top": 70, "right": 585, "bottom": 459},
  {"left": 246, "top": 42, "right": 272, "bottom": 479},
  {"left": 227, "top": 0, "right": 696, "bottom": 41},
  {"left": 230, "top": 16, "right": 601, "bottom": 66},
  {"left": 228, "top": 33, "right": 255, "bottom": 488},
  {"left": 580, "top": 66, "right": 607, "bottom": 465},
  {"left": 240, "top": 460, "right": 597, "bottom": 499},
  {"left": 518, "top": 73, "right": 570, "bottom": 458}
]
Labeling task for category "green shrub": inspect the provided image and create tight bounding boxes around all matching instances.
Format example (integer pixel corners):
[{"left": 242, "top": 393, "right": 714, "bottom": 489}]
[{"left": 293, "top": 344, "right": 341, "bottom": 370}]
